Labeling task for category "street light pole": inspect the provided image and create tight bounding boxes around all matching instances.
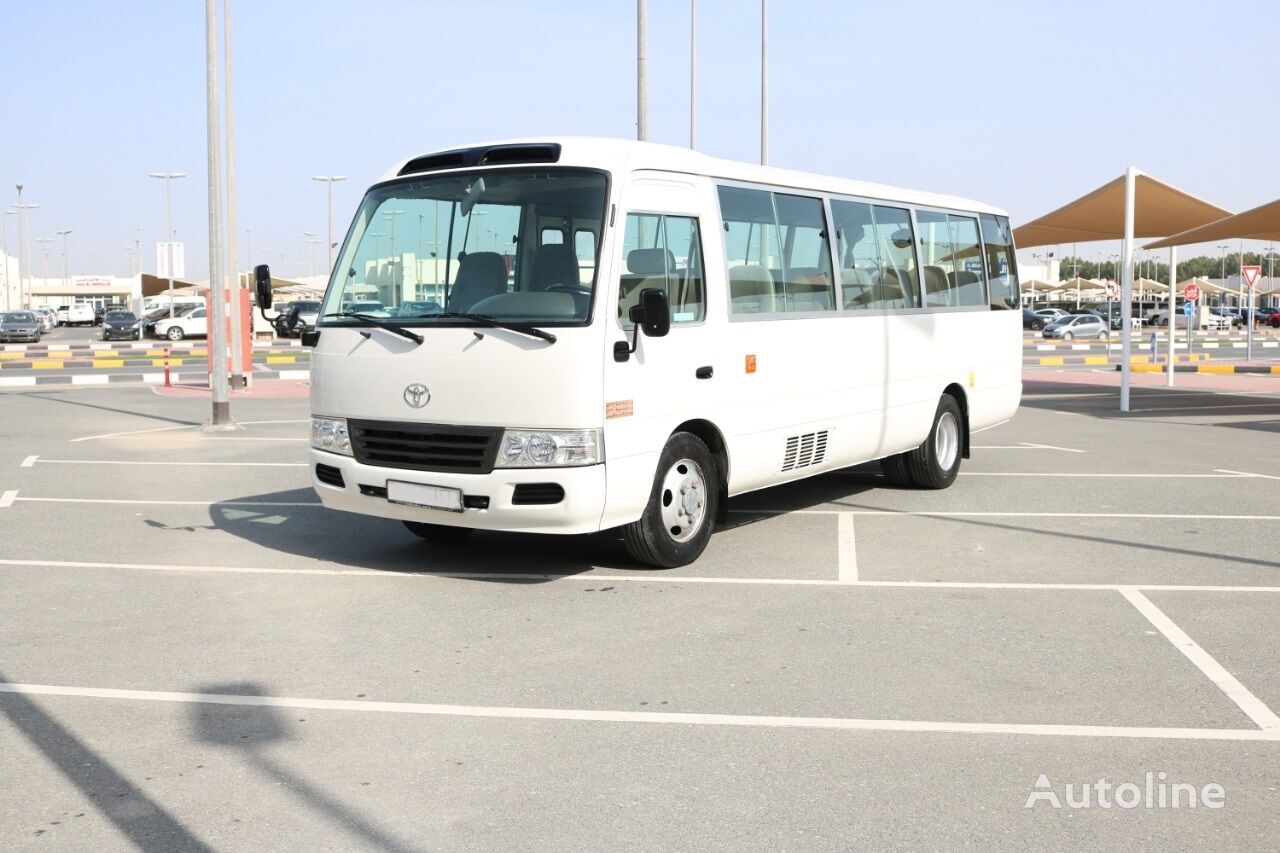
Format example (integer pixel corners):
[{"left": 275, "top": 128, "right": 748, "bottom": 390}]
[
  {"left": 14, "top": 186, "right": 39, "bottom": 309},
  {"left": 312, "top": 176, "right": 347, "bottom": 275},
  {"left": 205, "top": 0, "right": 232, "bottom": 426},
  {"left": 149, "top": 172, "right": 187, "bottom": 317},
  {"left": 2, "top": 210, "right": 15, "bottom": 311},
  {"left": 760, "top": 0, "right": 768, "bottom": 166},
  {"left": 57, "top": 229, "right": 73, "bottom": 291},
  {"left": 689, "top": 0, "right": 696, "bottom": 149},
  {"left": 36, "top": 238, "right": 54, "bottom": 291},
  {"left": 223, "top": 0, "right": 245, "bottom": 390},
  {"left": 637, "top": 0, "right": 647, "bottom": 141}
]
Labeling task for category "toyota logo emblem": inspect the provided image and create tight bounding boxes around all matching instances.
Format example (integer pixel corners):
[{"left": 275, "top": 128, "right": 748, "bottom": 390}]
[{"left": 403, "top": 383, "right": 431, "bottom": 408}]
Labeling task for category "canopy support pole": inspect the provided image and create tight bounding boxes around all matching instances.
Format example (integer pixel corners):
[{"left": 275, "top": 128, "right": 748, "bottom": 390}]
[
  {"left": 1166, "top": 245, "right": 1176, "bottom": 387},
  {"left": 1119, "top": 167, "right": 1137, "bottom": 412}
]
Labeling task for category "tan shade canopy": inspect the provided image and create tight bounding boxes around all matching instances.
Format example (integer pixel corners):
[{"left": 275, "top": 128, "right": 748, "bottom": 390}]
[
  {"left": 1059, "top": 276, "right": 1105, "bottom": 291},
  {"left": 1018, "top": 278, "right": 1059, "bottom": 294},
  {"left": 1013, "top": 174, "right": 1231, "bottom": 249},
  {"left": 1144, "top": 197, "right": 1280, "bottom": 249},
  {"left": 1176, "top": 277, "right": 1230, "bottom": 295}
]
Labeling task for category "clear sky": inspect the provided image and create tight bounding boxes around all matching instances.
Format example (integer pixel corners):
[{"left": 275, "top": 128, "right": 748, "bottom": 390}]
[{"left": 2, "top": 0, "right": 1277, "bottom": 280}]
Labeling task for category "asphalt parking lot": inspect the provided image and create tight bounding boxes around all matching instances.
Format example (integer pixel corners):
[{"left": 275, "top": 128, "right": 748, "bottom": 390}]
[{"left": 1, "top": 377, "right": 1278, "bottom": 850}]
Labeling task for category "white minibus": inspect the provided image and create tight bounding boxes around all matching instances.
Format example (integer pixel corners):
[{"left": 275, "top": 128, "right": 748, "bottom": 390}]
[{"left": 257, "top": 138, "right": 1022, "bottom": 567}]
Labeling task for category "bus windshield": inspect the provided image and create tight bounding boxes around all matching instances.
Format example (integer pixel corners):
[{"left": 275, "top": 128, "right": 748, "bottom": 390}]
[{"left": 322, "top": 168, "right": 608, "bottom": 327}]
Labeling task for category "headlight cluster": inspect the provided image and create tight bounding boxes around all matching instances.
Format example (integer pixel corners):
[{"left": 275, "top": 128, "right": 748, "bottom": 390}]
[
  {"left": 498, "top": 429, "right": 602, "bottom": 467},
  {"left": 311, "top": 416, "right": 352, "bottom": 455}
]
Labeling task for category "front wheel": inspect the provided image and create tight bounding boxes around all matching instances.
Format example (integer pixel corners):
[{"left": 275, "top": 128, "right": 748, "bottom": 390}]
[
  {"left": 1062, "top": 332, "right": 1073, "bottom": 341},
  {"left": 403, "top": 521, "right": 474, "bottom": 542},
  {"left": 166, "top": 326, "right": 185, "bottom": 341},
  {"left": 623, "top": 432, "right": 718, "bottom": 568}
]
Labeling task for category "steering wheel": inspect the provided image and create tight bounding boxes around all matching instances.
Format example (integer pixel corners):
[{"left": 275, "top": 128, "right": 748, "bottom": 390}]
[{"left": 546, "top": 284, "right": 592, "bottom": 296}]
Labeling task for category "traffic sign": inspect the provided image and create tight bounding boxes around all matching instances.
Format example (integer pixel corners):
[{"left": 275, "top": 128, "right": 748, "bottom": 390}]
[
  {"left": 1182, "top": 301, "right": 1195, "bottom": 317},
  {"left": 1184, "top": 283, "right": 1201, "bottom": 302},
  {"left": 1105, "top": 280, "right": 1119, "bottom": 301},
  {"left": 1242, "top": 265, "right": 1261, "bottom": 289}
]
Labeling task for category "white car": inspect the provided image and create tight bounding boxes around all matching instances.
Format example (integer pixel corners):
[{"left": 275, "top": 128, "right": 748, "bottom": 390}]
[
  {"left": 154, "top": 307, "right": 208, "bottom": 341},
  {"left": 35, "top": 308, "right": 58, "bottom": 332},
  {"left": 62, "top": 304, "right": 95, "bottom": 326}
]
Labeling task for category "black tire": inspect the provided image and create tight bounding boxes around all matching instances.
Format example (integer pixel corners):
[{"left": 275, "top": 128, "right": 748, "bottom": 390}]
[
  {"left": 403, "top": 520, "right": 474, "bottom": 542},
  {"left": 166, "top": 326, "right": 185, "bottom": 341},
  {"left": 623, "top": 432, "right": 718, "bottom": 568},
  {"left": 900, "top": 396, "right": 964, "bottom": 490},
  {"left": 880, "top": 452, "right": 914, "bottom": 486}
]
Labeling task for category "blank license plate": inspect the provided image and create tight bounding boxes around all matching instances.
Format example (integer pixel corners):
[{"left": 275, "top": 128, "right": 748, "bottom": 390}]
[{"left": 386, "top": 480, "right": 464, "bottom": 512}]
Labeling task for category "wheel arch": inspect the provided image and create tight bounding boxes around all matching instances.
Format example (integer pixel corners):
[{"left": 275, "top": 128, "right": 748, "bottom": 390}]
[
  {"left": 941, "top": 383, "right": 971, "bottom": 459},
  {"left": 671, "top": 418, "right": 730, "bottom": 524}
]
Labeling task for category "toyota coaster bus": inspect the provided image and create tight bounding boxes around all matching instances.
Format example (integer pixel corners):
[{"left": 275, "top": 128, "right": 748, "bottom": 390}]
[{"left": 255, "top": 138, "right": 1022, "bottom": 567}]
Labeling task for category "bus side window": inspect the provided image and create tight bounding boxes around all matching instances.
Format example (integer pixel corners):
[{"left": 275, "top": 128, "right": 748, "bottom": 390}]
[
  {"left": 619, "top": 213, "right": 705, "bottom": 325},
  {"left": 980, "top": 214, "right": 1019, "bottom": 309}
]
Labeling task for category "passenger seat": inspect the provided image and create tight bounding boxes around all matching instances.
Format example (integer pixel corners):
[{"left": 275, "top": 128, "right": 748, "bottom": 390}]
[{"left": 446, "top": 252, "right": 507, "bottom": 313}]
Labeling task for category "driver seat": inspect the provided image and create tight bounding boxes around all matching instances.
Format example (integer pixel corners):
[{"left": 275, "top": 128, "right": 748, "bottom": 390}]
[{"left": 530, "top": 243, "right": 582, "bottom": 291}]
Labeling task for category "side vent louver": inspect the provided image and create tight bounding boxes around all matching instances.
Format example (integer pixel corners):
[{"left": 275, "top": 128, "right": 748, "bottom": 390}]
[{"left": 781, "top": 430, "right": 828, "bottom": 472}]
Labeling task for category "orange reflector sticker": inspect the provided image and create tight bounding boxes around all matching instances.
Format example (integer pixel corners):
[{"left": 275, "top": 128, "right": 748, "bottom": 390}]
[
  {"left": 605, "top": 400, "right": 634, "bottom": 419},
  {"left": 745, "top": 354, "right": 757, "bottom": 374}
]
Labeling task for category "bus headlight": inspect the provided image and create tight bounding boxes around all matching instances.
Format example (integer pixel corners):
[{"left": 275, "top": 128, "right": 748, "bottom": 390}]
[
  {"left": 498, "top": 428, "right": 602, "bottom": 467},
  {"left": 311, "top": 416, "right": 352, "bottom": 456}
]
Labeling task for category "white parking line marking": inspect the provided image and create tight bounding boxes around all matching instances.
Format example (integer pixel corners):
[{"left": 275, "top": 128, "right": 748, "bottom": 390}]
[
  {"left": 28, "top": 458, "right": 307, "bottom": 468},
  {"left": 968, "top": 419, "right": 1010, "bottom": 435},
  {"left": 1131, "top": 402, "right": 1280, "bottom": 413},
  {"left": 0, "top": 490, "right": 17, "bottom": 508},
  {"left": 1215, "top": 469, "right": 1280, "bottom": 481},
  {"left": 4, "top": 558, "right": 1279, "bottom": 594},
  {"left": 731, "top": 509, "right": 1280, "bottom": 520},
  {"left": 837, "top": 513, "right": 857, "bottom": 583},
  {"left": 1, "top": 682, "right": 1276, "bottom": 741},
  {"left": 972, "top": 442, "right": 1084, "bottom": 452},
  {"left": 12, "top": 497, "right": 320, "bottom": 507},
  {"left": 20, "top": 455, "right": 37, "bottom": 468},
  {"left": 962, "top": 472, "right": 1258, "bottom": 479},
  {"left": 72, "top": 419, "right": 308, "bottom": 442},
  {"left": 1120, "top": 588, "right": 1280, "bottom": 731}
]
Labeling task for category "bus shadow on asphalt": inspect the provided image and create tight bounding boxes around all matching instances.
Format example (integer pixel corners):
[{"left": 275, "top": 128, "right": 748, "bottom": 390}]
[{"left": 204, "top": 473, "right": 888, "bottom": 580}]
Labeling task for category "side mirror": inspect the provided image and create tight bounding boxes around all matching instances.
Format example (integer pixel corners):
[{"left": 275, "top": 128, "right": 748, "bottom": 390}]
[
  {"left": 629, "top": 287, "right": 671, "bottom": 338},
  {"left": 254, "top": 264, "right": 272, "bottom": 311}
]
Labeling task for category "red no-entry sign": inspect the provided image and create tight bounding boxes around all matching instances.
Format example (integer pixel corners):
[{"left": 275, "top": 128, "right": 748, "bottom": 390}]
[{"left": 1184, "top": 283, "right": 1201, "bottom": 302}]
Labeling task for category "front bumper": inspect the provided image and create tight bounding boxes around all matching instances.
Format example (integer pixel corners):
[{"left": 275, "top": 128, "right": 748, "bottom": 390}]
[
  {"left": 308, "top": 449, "right": 607, "bottom": 534},
  {"left": 0, "top": 331, "right": 40, "bottom": 342}
]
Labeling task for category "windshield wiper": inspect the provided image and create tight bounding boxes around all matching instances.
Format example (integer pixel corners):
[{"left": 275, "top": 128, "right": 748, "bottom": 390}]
[
  {"left": 322, "top": 312, "right": 423, "bottom": 344},
  {"left": 427, "top": 312, "right": 557, "bottom": 344}
]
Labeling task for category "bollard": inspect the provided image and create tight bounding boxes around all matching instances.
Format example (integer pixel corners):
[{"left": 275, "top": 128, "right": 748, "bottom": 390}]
[{"left": 164, "top": 347, "right": 171, "bottom": 388}]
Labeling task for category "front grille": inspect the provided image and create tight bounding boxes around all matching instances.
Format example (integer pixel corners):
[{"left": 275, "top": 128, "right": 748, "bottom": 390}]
[
  {"left": 348, "top": 420, "right": 503, "bottom": 474},
  {"left": 512, "top": 483, "right": 564, "bottom": 506}
]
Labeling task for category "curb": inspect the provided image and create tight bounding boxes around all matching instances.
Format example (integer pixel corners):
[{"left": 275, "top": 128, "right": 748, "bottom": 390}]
[
  {"left": 0, "top": 353, "right": 307, "bottom": 370},
  {"left": 0, "top": 369, "right": 311, "bottom": 387},
  {"left": 1123, "top": 364, "right": 1280, "bottom": 375},
  {"left": 1029, "top": 354, "right": 1213, "bottom": 366},
  {"left": 0, "top": 339, "right": 302, "bottom": 354}
]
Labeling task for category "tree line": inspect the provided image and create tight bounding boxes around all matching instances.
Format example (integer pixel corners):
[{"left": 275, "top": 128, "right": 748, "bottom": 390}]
[{"left": 1050, "top": 252, "right": 1279, "bottom": 285}]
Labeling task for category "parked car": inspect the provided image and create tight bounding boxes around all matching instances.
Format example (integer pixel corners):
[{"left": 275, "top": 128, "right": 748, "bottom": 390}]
[
  {"left": 101, "top": 310, "right": 142, "bottom": 341},
  {"left": 1021, "top": 308, "right": 1045, "bottom": 331},
  {"left": 1254, "top": 306, "right": 1278, "bottom": 325},
  {"left": 1034, "top": 308, "right": 1068, "bottom": 321},
  {"left": 274, "top": 300, "right": 321, "bottom": 337},
  {"left": 61, "top": 303, "right": 95, "bottom": 326},
  {"left": 0, "top": 311, "right": 43, "bottom": 343},
  {"left": 1209, "top": 306, "right": 1243, "bottom": 329},
  {"left": 154, "top": 306, "right": 208, "bottom": 341},
  {"left": 34, "top": 307, "right": 58, "bottom": 332},
  {"left": 1269, "top": 311, "right": 1280, "bottom": 329},
  {"left": 1042, "top": 313, "right": 1108, "bottom": 340}
]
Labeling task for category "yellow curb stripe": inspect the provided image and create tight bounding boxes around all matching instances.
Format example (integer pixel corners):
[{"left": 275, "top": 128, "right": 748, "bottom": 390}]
[
  {"left": 150, "top": 358, "right": 184, "bottom": 366},
  {"left": 0, "top": 352, "right": 25, "bottom": 360},
  {"left": 265, "top": 355, "right": 296, "bottom": 364},
  {"left": 31, "top": 360, "right": 64, "bottom": 369},
  {"left": 92, "top": 359, "right": 125, "bottom": 368},
  {"left": 1197, "top": 364, "right": 1235, "bottom": 374},
  {"left": 1037, "top": 357, "right": 1064, "bottom": 366},
  {"left": 1083, "top": 356, "right": 1108, "bottom": 365}
]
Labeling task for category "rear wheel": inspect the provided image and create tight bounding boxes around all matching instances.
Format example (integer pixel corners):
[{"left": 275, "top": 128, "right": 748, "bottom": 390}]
[
  {"left": 887, "top": 396, "right": 964, "bottom": 490},
  {"left": 1062, "top": 332, "right": 1073, "bottom": 341},
  {"left": 166, "top": 326, "right": 185, "bottom": 341},
  {"left": 623, "top": 432, "right": 718, "bottom": 568},
  {"left": 403, "top": 521, "right": 474, "bottom": 542}
]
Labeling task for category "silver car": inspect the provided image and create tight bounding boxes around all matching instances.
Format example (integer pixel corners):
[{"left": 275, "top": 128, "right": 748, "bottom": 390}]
[
  {"left": 0, "top": 311, "right": 43, "bottom": 343},
  {"left": 1042, "top": 313, "right": 1108, "bottom": 340}
]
